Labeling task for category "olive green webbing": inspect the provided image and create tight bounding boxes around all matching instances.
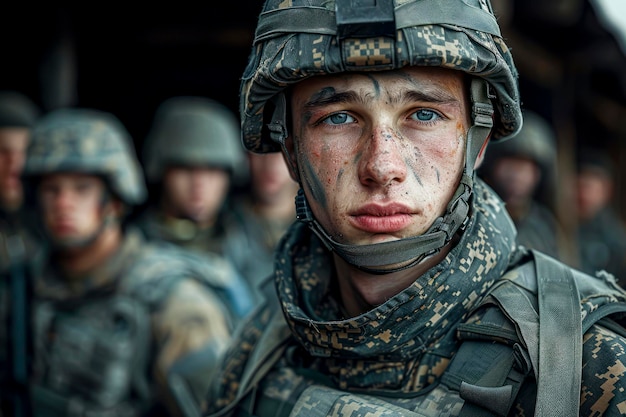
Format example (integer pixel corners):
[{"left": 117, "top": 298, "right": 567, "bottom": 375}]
[{"left": 533, "top": 250, "right": 582, "bottom": 417}]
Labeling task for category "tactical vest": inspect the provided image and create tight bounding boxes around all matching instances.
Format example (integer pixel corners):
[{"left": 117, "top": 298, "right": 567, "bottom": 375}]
[
  {"left": 32, "top": 290, "right": 152, "bottom": 417},
  {"left": 27, "top": 238, "right": 246, "bottom": 417},
  {"left": 209, "top": 250, "right": 626, "bottom": 417}
]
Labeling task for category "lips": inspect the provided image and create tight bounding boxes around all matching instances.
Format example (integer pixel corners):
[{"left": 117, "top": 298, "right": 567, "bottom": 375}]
[
  {"left": 350, "top": 203, "right": 414, "bottom": 233},
  {"left": 49, "top": 219, "right": 76, "bottom": 236}
]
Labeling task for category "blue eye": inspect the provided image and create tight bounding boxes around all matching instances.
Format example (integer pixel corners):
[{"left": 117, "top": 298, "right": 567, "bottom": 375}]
[
  {"left": 412, "top": 109, "right": 439, "bottom": 123},
  {"left": 323, "top": 113, "right": 355, "bottom": 126}
]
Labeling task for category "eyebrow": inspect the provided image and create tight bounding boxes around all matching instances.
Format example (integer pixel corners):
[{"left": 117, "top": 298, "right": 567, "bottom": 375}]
[
  {"left": 303, "top": 86, "right": 460, "bottom": 109},
  {"left": 304, "top": 89, "right": 361, "bottom": 109},
  {"left": 403, "top": 89, "right": 459, "bottom": 105}
]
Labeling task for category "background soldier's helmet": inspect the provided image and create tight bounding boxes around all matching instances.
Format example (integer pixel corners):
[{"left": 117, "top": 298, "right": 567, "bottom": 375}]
[
  {"left": 0, "top": 90, "right": 41, "bottom": 128},
  {"left": 486, "top": 110, "right": 557, "bottom": 172},
  {"left": 240, "top": 0, "right": 522, "bottom": 153},
  {"left": 23, "top": 108, "right": 147, "bottom": 206},
  {"left": 142, "top": 96, "right": 248, "bottom": 185}
]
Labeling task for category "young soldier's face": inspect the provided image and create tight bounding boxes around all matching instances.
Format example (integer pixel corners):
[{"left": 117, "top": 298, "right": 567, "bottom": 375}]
[
  {"left": 288, "top": 66, "right": 470, "bottom": 246},
  {"left": 38, "top": 173, "right": 109, "bottom": 246}
]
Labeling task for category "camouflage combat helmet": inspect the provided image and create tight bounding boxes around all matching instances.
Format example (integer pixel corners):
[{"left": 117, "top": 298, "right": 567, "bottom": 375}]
[
  {"left": 23, "top": 108, "right": 147, "bottom": 206},
  {"left": 241, "top": 0, "right": 523, "bottom": 273},
  {"left": 487, "top": 110, "right": 556, "bottom": 171},
  {"left": 142, "top": 96, "right": 248, "bottom": 185},
  {"left": 0, "top": 90, "right": 41, "bottom": 128},
  {"left": 241, "top": 0, "right": 522, "bottom": 154}
]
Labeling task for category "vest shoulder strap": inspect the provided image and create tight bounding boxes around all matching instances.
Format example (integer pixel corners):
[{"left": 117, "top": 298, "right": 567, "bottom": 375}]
[{"left": 447, "top": 249, "right": 626, "bottom": 417}]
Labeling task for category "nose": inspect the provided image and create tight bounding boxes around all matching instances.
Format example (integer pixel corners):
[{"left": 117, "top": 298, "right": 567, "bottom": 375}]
[
  {"left": 51, "top": 187, "right": 75, "bottom": 211},
  {"left": 358, "top": 127, "right": 408, "bottom": 188}
]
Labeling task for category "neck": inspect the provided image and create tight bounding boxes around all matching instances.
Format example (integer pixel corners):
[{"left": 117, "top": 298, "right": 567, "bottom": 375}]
[
  {"left": 334, "top": 240, "right": 454, "bottom": 317},
  {"left": 504, "top": 197, "right": 531, "bottom": 221},
  {"left": 57, "top": 226, "right": 122, "bottom": 277}
]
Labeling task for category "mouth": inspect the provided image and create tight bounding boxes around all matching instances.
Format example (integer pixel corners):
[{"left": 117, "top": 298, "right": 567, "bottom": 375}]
[
  {"left": 350, "top": 203, "right": 414, "bottom": 234},
  {"left": 50, "top": 220, "right": 75, "bottom": 235},
  {"left": 1, "top": 173, "right": 21, "bottom": 188}
]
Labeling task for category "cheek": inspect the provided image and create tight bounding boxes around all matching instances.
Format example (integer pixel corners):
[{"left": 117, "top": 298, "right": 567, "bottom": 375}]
[
  {"left": 299, "top": 154, "right": 328, "bottom": 210},
  {"left": 297, "top": 142, "right": 351, "bottom": 212},
  {"left": 165, "top": 175, "right": 188, "bottom": 197},
  {"left": 80, "top": 197, "right": 104, "bottom": 223}
]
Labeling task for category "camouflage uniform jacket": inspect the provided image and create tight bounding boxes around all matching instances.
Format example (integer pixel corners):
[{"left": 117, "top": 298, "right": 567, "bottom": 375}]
[
  {"left": 204, "top": 180, "right": 626, "bottom": 417},
  {"left": 513, "top": 200, "right": 563, "bottom": 260},
  {"left": 0, "top": 207, "right": 43, "bottom": 385},
  {"left": 134, "top": 207, "right": 258, "bottom": 313},
  {"left": 577, "top": 206, "right": 626, "bottom": 287},
  {"left": 229, "top": 194, "right": 296, "bottom": 304},
  {"left": 23, "top": 228, "right": 239, "bottom": 417},
  {"left": 0, "top": 207, "right": 43, "bottom": 273}
]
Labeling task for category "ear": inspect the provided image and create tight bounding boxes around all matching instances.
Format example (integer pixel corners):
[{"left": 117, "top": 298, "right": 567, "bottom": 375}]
[
  {"left": 281, "top": 135, "right": 300, "bottom": 183},
  {"left": 105, "top": 199, "right": 125, "bottom": 222},
  {"left": 473, "top": 133, "right": 492, "bottom": 169}
]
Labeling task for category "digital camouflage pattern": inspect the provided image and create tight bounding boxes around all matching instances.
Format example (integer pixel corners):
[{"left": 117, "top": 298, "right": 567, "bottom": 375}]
[
  {"left": 142, "top": 96, "right": 248, "bottom": 185},
  {"left": 240, "top": 0, "right": 522, "bottom": 153},
  {"left": 22, "top": 108, "right": 146, "bottom": 205},
  {"left": 204, "top": 180, "right": 626, "bottom": 416}
]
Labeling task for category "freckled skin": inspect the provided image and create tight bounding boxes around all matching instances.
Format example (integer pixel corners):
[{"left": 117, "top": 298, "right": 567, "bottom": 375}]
[{"left": 288, "top": 67, "right": 470, "bottom": 246}]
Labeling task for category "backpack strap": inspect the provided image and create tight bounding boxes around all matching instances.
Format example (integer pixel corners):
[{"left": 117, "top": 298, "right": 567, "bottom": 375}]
[{"left": 533, "top": 250, "right": 582, "bottom": 417}]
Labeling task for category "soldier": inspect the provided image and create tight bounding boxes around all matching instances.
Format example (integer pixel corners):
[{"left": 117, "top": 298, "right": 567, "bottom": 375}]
[
  {"left": 0, "top": 90, "right": 43, "bottom": 272},
  {"left": 135, "top": 96, "right": 257, "bottom": 309},
  {"left": 479, "top": 109, "right": 565, "bottom": 259},
  {"left": 0, "top": 92, "right": 43, "bottom": 412},
  {"left": 575, "top": 149, "right": 626, "bottom": 285},
  {"left": 229, "top": 151, "right": 299, "bottom": 294},
  {"left": 203, "top": 0, "right": 626, "bottom": 416},
  {"left": 5, "top": 107, "right": 243, "bottom": 417}
]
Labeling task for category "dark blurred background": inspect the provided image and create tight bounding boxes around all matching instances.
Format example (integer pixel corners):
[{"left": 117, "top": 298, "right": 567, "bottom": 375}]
[
  {"left": 1, "top": 0, "right": 625, "bottom": 240},
  {"left": 0, "top": 3, "right": 263, "bottom": 146}
]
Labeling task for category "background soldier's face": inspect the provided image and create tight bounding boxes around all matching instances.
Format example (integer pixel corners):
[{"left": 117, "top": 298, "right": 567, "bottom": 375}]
[
  {"left": 0, "top": 127, "right": 29, "bottom": 211},
  {"left": 38, "top": 173, "right": 109, "bottom": 245},
  {"left": 162, "top": 166, "right": 230, "bottom": 226}
]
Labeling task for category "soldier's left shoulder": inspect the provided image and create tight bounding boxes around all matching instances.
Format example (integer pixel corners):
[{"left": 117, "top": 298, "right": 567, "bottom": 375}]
[{"left": 580, "top": 321, "right": 626, "bottom": 414}]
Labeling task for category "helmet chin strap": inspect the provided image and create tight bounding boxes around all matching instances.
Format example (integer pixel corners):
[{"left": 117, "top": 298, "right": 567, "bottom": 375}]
[
  {"left": 270, "top": 78, "right": 494, "bottom": 274},
  {"left": 48, "top": 214, "right": 116, "bottom": 251}
]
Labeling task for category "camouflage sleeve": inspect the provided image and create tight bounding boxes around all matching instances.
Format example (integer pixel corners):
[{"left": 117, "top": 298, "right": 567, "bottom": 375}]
[
  {"left": 203, "top": 302, "right": 281, "bottom": 415},
  {"left": 579, "top": 323, "right": 626, "bottom": 415},
  {"left": 152, "top": 278, "right": 233, "bottom": 409}
]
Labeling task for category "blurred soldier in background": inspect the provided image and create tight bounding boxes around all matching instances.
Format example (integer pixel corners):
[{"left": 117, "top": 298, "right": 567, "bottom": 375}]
[
  {"left": 479, "top": 110, "right": 565, "bottom": 259},
  {"left": 135, "top": 96, "right": 257, "bottom": 310},
  {"left": 0, "top": 90, "right": 43, "bottom": 272},
  {"left": 0, "top": 92, "right": 44, "bottom": 416},
  {"left": 1, "top": 108, "right": 243, "bottom": 417},
  {"left": 575, "top": 149, "right": 626, "bottom": 285},
  {"left": 230, "top": 151, "right": 299, "bottom": 295}
]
